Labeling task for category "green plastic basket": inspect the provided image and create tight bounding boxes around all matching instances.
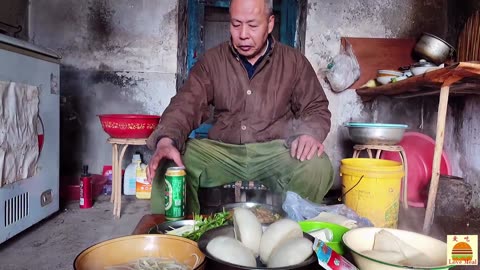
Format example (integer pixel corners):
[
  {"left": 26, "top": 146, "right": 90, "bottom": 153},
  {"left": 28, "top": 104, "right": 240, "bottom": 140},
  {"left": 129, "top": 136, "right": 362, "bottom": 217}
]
[{"left": 298, "top": 221, "right": 350, "bottom": 255}]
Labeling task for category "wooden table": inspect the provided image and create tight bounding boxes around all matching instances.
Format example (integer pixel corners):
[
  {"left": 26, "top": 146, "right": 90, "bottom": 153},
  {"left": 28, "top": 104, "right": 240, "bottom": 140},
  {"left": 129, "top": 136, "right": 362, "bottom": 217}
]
[
  {"left": 132, "top": 214, "right": 167, "bottom": 234},
  {"left": 107, "top": 137, "right": 147, "bottom": 218}
]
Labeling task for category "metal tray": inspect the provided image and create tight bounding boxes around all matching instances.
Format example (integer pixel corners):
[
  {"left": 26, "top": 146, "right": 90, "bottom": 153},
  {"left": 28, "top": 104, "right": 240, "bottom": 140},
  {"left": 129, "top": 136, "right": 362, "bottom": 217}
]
[
  {"left": 148, "top": 219, "right": 196, "bottom": 234},
  {"left": 197, "top": 225, "right": 320, "bottom": 270}
]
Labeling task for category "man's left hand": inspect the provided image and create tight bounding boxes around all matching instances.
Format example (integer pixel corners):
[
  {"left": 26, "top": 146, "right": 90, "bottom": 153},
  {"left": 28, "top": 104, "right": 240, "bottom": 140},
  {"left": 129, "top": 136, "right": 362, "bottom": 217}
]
[{"left": 290, "top": 135, "right": 324, "bottom": 161}]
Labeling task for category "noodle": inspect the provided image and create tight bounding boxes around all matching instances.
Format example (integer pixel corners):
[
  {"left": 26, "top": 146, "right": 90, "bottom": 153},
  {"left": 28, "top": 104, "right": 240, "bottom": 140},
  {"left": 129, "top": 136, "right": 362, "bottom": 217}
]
[{"left": 105, "top": 257, "right": 192, "bottom": 270}]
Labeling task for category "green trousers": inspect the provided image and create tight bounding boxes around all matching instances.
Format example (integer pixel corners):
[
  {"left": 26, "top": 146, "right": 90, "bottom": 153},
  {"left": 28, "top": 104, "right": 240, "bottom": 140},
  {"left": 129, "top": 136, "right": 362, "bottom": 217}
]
[{"left": 151, "top": 139, "right": 334, "bottom": 214}]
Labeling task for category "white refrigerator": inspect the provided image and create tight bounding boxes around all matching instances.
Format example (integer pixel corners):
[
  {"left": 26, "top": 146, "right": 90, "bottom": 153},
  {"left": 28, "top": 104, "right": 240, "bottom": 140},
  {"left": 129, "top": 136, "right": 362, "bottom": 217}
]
[{"left": 0, "top": 33, "right": 60, "bottom": 244}]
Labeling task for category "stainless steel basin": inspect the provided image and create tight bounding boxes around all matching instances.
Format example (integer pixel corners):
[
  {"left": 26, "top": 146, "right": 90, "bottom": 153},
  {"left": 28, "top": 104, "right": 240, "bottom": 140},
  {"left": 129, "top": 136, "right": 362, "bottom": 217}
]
[{"left": 345, "top": 123, "right": 408, "bottom": 145}]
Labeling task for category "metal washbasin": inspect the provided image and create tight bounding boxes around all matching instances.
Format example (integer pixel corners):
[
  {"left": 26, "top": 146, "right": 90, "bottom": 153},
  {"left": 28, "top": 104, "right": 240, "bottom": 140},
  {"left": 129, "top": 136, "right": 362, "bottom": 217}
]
[{"left": 345, "top": 122, "right": 408, "bottom": 145}]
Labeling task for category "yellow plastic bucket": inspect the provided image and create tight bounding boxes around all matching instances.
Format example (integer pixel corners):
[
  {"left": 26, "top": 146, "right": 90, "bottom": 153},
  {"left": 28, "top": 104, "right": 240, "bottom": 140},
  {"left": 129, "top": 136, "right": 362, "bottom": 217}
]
[{"left": 340, "top": 158, "right": 404, "bottom": 228}]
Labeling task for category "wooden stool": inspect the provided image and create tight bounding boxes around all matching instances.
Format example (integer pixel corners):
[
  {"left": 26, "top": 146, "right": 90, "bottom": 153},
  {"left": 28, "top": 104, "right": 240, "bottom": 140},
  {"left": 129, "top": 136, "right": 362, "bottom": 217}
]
[
  {"left": 352, "top": 144, "right": 409, "bottom": 209},
  {"left": 107, "top": 138, "right": 147, "bottom": 218}
]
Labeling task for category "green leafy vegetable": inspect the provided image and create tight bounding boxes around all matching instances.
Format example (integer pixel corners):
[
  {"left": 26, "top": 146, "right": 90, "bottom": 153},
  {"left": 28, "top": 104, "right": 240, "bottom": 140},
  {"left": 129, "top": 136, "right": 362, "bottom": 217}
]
[{"left": 182, "top": 211, "right": 231, "bottom": 241}]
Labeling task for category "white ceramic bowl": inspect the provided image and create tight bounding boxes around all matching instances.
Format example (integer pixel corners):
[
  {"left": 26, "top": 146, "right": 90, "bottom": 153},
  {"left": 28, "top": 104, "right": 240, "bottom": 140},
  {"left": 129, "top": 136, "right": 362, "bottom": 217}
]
[
  {"left": 342, "top": 228, "right": 454, "bottom": 270},
  {"left": 376, "top": 76, "right": 395, "bottom": 85},
  {"left": 378, "top": 70, "right": 404, "bottom": 77},
  {"left": 411, "top": 66, "right": 442, "bottom": 76}
]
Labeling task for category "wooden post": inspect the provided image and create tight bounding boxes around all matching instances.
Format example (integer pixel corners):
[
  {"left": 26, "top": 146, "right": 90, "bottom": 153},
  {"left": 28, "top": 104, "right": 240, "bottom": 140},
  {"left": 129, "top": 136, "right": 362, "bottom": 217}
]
[
  {"left": 112, "top": 144, "right": 119, "bottom": 217},
  {"left": 423, "top": 85, "right": 450, "bottom": 234},
  {"left": 110, "top": 144, "right": 116, "bottom": 203}
]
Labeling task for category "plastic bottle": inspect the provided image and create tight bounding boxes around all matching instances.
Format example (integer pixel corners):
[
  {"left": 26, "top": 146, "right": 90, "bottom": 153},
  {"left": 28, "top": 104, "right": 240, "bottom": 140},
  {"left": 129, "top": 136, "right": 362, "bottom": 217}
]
[
  {"left": 123, "top": 154, "right": 141, "bottom": 195},
  {"left": 135, "top": 159, "right": 150, "bottom": 199}
]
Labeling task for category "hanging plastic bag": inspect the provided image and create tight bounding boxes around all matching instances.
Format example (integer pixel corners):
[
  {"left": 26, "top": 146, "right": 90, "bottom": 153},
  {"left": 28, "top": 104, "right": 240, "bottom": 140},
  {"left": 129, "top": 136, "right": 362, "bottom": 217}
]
[{"left": 324, "top": 41, "right": 360, "bottom": 93}]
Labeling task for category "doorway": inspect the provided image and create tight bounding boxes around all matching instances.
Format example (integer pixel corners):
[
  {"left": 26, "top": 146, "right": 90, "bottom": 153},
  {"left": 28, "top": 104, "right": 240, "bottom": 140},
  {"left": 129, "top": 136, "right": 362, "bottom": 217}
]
[{"left": 186, "top": 0, "right": 302, "bottom": 71}]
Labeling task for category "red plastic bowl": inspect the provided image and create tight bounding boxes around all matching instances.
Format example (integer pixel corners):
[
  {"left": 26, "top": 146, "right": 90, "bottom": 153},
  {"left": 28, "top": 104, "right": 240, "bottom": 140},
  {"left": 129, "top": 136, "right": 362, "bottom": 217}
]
[
  {"left": 381, "top": 132, "right": 451, "bottom": 208},
  {"left": 98, "top": 114, "right": 161, "bottom": 138}
]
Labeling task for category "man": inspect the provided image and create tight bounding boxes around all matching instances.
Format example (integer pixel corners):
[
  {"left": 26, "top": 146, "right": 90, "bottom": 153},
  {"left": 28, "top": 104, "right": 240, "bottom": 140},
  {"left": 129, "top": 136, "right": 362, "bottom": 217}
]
[{"left": 146, "top": 0, "right": 333, "bottom": 214}]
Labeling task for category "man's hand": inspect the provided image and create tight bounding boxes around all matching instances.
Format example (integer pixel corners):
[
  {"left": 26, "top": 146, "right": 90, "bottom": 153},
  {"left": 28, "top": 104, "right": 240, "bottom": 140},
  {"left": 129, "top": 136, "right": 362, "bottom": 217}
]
[
  {"left": 290, "top": 135, "right": 324, "bottom": 162},
  {"left": 146, "top": 137, "right": 185, "bottom": 183}
]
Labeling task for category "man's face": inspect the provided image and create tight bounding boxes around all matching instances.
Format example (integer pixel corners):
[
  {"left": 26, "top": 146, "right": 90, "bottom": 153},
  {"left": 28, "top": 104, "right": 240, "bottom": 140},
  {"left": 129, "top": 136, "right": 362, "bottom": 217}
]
[{"left": 230, "top": 0, "right": 274, "bottom": 62}]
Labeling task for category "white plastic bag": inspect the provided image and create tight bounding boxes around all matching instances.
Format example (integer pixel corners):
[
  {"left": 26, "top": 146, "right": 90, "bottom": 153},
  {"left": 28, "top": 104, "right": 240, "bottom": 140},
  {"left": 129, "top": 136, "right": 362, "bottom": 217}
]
[
  {"left": 281, "top": 191, "right": 373, "bottom": 227},
  {"left": 325, "top": 41, "right": 360, "bottom": 93}
]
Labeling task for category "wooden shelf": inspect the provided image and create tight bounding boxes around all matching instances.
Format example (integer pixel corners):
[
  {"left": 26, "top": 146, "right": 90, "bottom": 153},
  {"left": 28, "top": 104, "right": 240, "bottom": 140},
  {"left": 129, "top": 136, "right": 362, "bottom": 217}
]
[
  {"left": 342, "top": 37, "right": 417, "bottom": 89},
  {"left": 356, "top": 62, "right": 480, "bottom": 101}
]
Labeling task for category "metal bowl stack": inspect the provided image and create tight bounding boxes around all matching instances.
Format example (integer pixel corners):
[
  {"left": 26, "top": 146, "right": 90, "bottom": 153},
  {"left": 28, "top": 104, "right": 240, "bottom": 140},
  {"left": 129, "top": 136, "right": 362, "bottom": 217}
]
[{"left": 345, "top": 122, "right": 408, "bottom": 145}]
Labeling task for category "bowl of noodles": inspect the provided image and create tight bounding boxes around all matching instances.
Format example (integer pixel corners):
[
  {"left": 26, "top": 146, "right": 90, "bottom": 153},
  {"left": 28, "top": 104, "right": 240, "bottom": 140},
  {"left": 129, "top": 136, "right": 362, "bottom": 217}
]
[{"left": 74, "top": 234, "right": 206, "bottom": 270}]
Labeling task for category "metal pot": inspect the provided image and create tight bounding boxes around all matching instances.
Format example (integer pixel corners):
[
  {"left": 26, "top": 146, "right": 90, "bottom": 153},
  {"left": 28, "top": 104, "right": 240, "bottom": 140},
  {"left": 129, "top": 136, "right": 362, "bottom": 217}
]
[
  {"left": 198, "top": 225, "right": 321, "bottom": 270},
  {"left": 414, "top": 33, "right": 455, "bottom": 65}
]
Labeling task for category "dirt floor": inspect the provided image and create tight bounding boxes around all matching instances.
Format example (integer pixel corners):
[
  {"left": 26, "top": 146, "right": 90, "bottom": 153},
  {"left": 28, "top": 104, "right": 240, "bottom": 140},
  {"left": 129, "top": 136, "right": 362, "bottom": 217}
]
[
  {"left": 398, "top": 207, "right": 480, "bottom": 239},
  {"left": 398, "top": 207, "right": 480, "bottom": 270},
  {"left": 0, "top": 194, "right": 479, "bottom": 270},
  {"left": 0, "top": 196, "right": 150, "bottom": 270}
]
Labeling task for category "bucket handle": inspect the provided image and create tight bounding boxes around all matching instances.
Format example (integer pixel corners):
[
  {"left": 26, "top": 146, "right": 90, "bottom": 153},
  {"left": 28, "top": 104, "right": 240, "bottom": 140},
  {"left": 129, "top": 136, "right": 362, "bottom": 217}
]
[{"left": 338, "top": 175, "right": 364, "bottom": 202}]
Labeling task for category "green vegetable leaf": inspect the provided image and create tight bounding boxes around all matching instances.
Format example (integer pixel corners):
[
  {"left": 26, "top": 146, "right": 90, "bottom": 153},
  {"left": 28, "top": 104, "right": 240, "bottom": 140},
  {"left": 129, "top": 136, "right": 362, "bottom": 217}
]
[{"left": 182, "top": 210, "right": 231, "bottom": 241}]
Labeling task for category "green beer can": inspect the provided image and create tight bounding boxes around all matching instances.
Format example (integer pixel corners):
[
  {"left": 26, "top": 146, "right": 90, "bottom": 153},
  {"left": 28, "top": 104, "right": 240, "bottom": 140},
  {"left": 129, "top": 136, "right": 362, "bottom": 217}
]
[{"left": 165, "top": 167, "right": 186, "bottom": 221}]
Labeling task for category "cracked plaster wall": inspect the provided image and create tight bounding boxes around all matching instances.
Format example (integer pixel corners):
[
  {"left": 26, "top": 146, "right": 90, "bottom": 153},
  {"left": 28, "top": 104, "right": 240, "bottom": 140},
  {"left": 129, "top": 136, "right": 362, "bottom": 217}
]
[
  {"left": 441, "top": 0, "right": 480, "bottom": 207},
  {"left": 305, "top": 0, "right": 480, "bottom": 207},
  {"left": 29, "top": 0, "right": 179, "bottom": 175},
  {"left": 20, "top": 0, "right": 480, "bottom": 206},
  {"left": 304, "top": 0, "right": 448, "bottom": 189},
  {"left": 0, "top": 0, "right": 29, "bottom": 40}
]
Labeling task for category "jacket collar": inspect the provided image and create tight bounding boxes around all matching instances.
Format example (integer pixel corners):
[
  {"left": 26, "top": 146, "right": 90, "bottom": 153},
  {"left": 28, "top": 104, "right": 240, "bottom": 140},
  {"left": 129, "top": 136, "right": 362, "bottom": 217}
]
[{"left": 229, "top": 35, "right": 276, "bottom": 61}]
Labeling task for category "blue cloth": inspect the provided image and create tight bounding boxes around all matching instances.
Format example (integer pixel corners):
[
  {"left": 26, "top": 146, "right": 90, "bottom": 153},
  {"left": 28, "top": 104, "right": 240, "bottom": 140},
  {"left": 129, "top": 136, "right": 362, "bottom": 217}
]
[{"left": 189, "top": 123, "right": 212, "bottom": 139}]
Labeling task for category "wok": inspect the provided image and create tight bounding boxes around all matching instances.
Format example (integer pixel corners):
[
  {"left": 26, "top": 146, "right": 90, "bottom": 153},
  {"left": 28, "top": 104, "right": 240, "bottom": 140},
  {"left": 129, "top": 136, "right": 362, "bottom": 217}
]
[{"left": 198, "top": 225, "right": 321, "bottom": 270}]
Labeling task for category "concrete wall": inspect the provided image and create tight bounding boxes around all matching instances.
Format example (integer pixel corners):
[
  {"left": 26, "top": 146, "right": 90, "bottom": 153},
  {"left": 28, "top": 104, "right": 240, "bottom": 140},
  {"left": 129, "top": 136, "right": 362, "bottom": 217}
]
[
  {"left": 30, "top": 0, "right": 179, "bottom": 175},
  {"left": 445, "top": 0, "right": 480, "bottom": 46},
  {"left": 0, "top": 0, "right": 29, "bottom": 40}
]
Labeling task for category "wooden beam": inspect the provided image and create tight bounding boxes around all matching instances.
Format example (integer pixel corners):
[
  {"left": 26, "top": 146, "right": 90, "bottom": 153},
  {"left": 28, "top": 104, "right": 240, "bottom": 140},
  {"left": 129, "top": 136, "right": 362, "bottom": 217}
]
[{"left": 423, "top": 85, "right": 450, "bottom": 235}]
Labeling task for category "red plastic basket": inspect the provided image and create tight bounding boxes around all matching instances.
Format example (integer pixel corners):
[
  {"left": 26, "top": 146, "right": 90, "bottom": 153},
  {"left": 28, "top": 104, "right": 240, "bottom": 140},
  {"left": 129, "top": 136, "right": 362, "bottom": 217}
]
[{"left": 98, "top": 114, "right": 161, "bottom": 138}]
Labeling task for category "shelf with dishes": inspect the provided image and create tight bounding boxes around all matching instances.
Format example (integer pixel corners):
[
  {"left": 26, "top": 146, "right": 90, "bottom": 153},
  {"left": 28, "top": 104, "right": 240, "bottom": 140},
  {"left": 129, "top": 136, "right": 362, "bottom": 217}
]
[{"left": 356, "top": 62, "right": 480, "bottom": 101}]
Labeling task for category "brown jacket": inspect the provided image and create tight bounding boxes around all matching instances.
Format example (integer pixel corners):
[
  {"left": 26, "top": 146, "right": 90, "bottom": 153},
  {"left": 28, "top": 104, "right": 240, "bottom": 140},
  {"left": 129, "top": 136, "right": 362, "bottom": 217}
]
[{"left": 147, "top": 39, "right": 331, "bottom": 151}]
